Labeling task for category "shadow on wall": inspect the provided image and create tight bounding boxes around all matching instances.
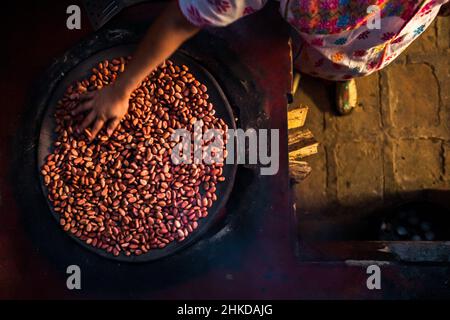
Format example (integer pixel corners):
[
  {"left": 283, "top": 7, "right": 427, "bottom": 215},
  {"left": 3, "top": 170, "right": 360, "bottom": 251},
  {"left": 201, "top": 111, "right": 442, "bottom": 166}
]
[{"left": 298, "top": 189, "right": 450, "bottom": 241}]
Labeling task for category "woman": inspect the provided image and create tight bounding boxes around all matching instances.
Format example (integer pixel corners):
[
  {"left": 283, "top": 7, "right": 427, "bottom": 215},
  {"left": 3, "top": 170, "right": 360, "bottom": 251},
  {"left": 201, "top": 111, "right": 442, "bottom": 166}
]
[{"left": 73, "top": 0, "right": 449, "bottom": 139}]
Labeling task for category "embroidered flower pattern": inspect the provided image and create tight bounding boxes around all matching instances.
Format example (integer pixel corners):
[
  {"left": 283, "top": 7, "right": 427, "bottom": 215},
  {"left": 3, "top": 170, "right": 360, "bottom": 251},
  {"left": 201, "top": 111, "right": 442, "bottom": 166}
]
[
  {"left": 207, "top": 0, "right": 231, "bottom": 14},
  {"left": 331, "top": 52, "right": 344, "bottom": 63},
  {"left": 334, "top": 37, "right": 347, "bottom": 45},
  {"left": 392, "top": 35, "right": 405, "bottom": 44},
  {"left": 357, "top": 30, "right": 370, "bottom": 40},
  {"left": 419, "top": 1, "right": 436, "bottom": 17},
  {"left": 283, "top": 0, "right": 424, "bottom": 34},
  {"left": 336, "top": 14, "right": 350, "bottom": 28},
  {"left": 317, "top": 19, "right": 337, "bottom": 33},
  {"left": 373, "top": 43, "right": 386, "bottom": 54},
  {"left": 243, "top": 6, "right": 256, "bottom": 16},
  {"left": 414, "top": 24, "right": 425, "bottom": 36},
  {"left": 178, "top": 0, "right": 440, "bottom": 82},
  {"left": 186, "top": 5, "right": 210, "bottom": 27},
  {"left": 367, "top": 60, "right": 379, "bottom": 71},
  {"left": 381, "top": 32, "right": 396, "bottom": 41},
  {"left": 320, "top": 0, "right": 339, "bottom": 10}
]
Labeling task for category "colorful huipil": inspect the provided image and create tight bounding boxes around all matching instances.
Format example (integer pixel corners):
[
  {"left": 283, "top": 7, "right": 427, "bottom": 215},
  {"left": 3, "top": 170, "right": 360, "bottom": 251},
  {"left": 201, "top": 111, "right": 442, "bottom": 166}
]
[{"left": 178, "top": 0, "right": 448, "bottom": 80}]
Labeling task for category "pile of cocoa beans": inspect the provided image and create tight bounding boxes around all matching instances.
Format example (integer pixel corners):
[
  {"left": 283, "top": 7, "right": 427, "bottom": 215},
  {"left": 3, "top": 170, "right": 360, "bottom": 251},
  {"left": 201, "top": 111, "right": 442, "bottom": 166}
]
[{"left": 41, "top": 57, "right": 227, "bottom": 257}]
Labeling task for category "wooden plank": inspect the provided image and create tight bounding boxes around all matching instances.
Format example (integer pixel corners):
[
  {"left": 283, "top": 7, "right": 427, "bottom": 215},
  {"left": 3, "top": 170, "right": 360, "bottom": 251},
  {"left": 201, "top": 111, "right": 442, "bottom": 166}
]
[
  {"left": 288, "top": 105, "right": 308, "bottom": 130},
  {"left": 289, "top": 160, "right": 312, "bottom": 182},
  {"left": 288, "top": 128, "right": 319, "bottom": 159},
  {"left": 289, "top": 144, "right": 318, "bottom": 159},
  {"left": 288, "top": 128, "right": 314, "bottom": 146},
  {"left": 291, "top": 72, "right": 301, "bottom": 95}
]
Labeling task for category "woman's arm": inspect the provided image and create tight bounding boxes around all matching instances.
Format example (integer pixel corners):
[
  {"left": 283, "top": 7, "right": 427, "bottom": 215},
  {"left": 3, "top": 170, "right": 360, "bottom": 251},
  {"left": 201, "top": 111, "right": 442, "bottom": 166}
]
[{"left": 73, "top": 0, "right": 199, "bottom": 139}]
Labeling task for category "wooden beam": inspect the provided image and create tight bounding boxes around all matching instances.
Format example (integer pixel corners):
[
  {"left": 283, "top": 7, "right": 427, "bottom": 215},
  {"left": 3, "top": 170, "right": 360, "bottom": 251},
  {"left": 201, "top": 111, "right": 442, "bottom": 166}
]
[
  {"left": 288, "top": 105, "right": 308, "bottom": 130},
  {"left": 289, "top": 160, "right": 312, "bottom": 182},
  {"left": 288, "top": 129, "right": 319, "bottom": 159}
]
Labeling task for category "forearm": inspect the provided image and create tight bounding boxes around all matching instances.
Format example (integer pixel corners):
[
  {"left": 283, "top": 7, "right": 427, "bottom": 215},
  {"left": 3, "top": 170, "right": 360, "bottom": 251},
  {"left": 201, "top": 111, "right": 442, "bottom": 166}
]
[{"left": 115, "top": 1, "right": 199, "bottom": 96}]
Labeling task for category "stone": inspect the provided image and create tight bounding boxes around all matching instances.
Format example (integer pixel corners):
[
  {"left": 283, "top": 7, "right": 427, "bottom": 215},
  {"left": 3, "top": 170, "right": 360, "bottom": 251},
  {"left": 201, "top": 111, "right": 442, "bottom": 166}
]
[
  {"left": 334, "top": 141, "right": 384, "bottom": 205},
  {"left": 326, "top": 73, "right": 382, "bottom": 138},
  {"left": 437, "top": 17, "right": 450, "bottom": 50},
  {"left": 393, "top": 139, "right": 443, "bottom": 190},
  {"left": 289, "top": 160, "right": 312, "bottom": 182},
  {"left": 293, "top": 144, "right": 328, "bottom": 214},
  {"left": 432, "top": 51, "right": 450, "bottom": 111},
  {"left": 386, "top": 63, "right": 440, "bottom": 134}
]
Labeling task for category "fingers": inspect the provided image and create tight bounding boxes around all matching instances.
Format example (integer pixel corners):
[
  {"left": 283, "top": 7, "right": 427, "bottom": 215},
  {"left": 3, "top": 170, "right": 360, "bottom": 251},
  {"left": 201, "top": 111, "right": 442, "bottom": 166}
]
[
  {"left": 79, "top": 110, "right": 96, "bottom": 132},
  {"left": 79, "top": 90, "right": 95, "bottom": 101},
  {"left": 72, "top": 99, "right": 94, "bottom": 116},
  {"left": 106, "top": 118, "right": 121, "bottom": 137},
  {"left": 90, "top": 118, "right": 106, "bottom": 140},
  {"left": 72, "top": 91, "right": 96, "bottom": 115}
]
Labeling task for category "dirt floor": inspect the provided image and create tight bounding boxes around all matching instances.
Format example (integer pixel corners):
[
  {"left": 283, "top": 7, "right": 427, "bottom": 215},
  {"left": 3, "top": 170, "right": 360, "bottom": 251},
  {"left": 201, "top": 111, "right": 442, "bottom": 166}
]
[{"left": 292, "top": 16, "right": 450, "bottom": 241}]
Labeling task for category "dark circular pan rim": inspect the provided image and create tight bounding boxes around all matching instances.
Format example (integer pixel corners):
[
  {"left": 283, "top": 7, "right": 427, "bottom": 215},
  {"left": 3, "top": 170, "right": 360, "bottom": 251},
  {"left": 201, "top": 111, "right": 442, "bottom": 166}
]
[{"left": 38, "top": 44, "right": 237, "bottom": 262}]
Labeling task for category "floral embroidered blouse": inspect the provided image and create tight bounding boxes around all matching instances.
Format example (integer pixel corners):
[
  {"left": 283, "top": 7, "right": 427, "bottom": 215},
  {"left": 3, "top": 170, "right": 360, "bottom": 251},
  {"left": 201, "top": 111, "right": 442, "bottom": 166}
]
[{"left": 178, "top": 0, "right": 448, "bottom": 80}]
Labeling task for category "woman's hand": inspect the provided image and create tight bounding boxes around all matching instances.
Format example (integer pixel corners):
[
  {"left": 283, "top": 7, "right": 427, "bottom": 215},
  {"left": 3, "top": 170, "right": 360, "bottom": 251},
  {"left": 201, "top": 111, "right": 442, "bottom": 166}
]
[
  {"left": 71, "top": 0, "right": 198, "bottom": 141},
  {"left": 72, "top": 85, "right": 130, "bottom": 140}
]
